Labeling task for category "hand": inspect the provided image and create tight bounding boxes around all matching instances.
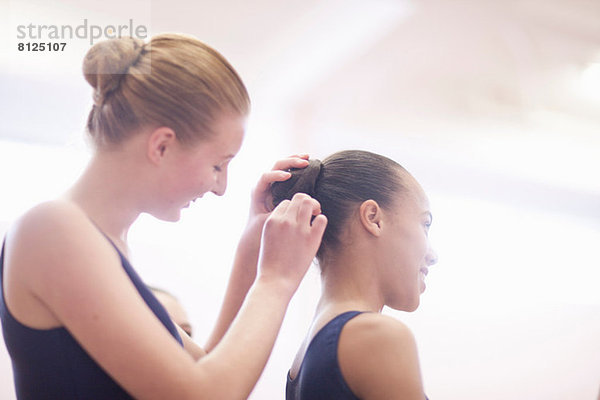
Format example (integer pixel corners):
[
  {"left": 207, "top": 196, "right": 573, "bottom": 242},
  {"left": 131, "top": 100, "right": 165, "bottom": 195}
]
[
  {"left": 240, "top": 154, "right": 310, "bottom": 251},
  {"left": 257, "top": 193, "right": 327, "bottom": 295},
  {"left": 249, "top": 154, "right": 310, "bottom": 220},
  {"left": 205, "top": 157, "right": 316, "bottom": 353},
  {"left": 233, "top": 155, "right": 311, "bottom": 284}
]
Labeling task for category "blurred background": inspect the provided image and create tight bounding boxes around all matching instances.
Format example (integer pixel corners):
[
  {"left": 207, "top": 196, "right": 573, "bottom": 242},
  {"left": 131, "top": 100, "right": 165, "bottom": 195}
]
[{"left": 1, "top": 0, "right": 599, "bottom": 398}]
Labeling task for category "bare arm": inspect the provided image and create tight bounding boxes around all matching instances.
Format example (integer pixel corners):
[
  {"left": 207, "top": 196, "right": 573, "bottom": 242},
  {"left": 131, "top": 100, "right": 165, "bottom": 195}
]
[
  {"left": 204, "top": 155, "right": 309, "bottom": 352},
  {"left": 175, "top": 324, "right": 206, "bottom": 361},
  {"left": 338, "top": 313, "right": 426, "bottom": 400},
  {"left": 202, "top": 215, "right": 264, "bottom": 353},
  {"left": 6, "top": 195, "right": 326, "bottom": 399}
]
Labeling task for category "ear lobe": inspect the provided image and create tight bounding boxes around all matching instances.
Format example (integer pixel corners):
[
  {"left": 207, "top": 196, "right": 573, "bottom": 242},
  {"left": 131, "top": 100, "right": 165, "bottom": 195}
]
[
  {"left": 147, "top": 127, "right": 177, "bottom": 165},
  {"left": 359, "top": 199, "right": 382, "bottom": 237}
]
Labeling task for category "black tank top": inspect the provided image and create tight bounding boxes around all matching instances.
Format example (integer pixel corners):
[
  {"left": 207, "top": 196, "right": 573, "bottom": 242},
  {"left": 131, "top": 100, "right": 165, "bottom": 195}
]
[
  {"left": 286, "top": 311, "right": 363, "bottom": 400},
  {"left": 286, "top": 311, "right": 430, "bottom": 400},
  {"left": 0, "top": 238, "right": 183, "bottom": 399}
]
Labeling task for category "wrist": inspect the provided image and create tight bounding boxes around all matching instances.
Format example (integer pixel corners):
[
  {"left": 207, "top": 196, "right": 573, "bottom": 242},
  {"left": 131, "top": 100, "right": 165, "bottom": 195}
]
[
  {"left": 245, "top": 213, "right": 268, "bottom": 233},
  {"left": 253, "top": 272, "right": 298, "bottom": 303},
  {"left": 239, "top": 214, "right": 265, "bottom": 244}
]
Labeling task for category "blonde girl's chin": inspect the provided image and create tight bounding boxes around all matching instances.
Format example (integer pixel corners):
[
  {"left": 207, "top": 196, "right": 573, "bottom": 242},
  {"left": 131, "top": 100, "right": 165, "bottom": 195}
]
[
  {"left": 166, "top": 212, "right": 183, "bottom": 223},
  {"left": 150, "top": 209, "right": 182, "bottom": 223}
]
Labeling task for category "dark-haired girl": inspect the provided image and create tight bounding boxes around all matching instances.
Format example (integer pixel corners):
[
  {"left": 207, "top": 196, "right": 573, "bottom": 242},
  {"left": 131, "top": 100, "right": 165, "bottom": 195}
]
[
  {"left": 0, "top": 35, "right": 326, "bottom": 399},
  {"left": 273, "top": 150, "right": 437, "bottom": 400}
]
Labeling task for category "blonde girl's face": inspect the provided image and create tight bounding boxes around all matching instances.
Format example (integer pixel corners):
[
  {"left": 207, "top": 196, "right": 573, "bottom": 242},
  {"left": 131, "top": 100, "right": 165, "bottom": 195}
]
[
  {"left": 379, "top": 178, "right": 437, "bottom": 312},
  {"left": 156, "top": 113, "right": 245, "bottom": 222}
]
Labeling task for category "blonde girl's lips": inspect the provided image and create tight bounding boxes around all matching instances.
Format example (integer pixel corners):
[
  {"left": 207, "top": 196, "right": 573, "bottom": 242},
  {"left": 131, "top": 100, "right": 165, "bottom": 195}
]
[{"left": 187, "top": 196, "right": 203, "bottom": 207}]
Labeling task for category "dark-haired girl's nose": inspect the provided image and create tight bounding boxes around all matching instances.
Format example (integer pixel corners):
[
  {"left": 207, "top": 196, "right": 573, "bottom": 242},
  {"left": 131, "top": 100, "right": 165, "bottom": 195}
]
[{"left": 426, "top": 248, "right": 438, "bottom": 266}]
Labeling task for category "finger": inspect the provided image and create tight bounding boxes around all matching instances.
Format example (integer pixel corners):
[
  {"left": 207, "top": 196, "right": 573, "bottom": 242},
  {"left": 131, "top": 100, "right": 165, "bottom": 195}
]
[
  {"left": 288, "top": 153, "right": 309, "bottom": 160},
  {"left": 310, "top": 214, "right": 328, "bottom": 241},
  {"left": 272, "top": 157, "right": 309, "bottom": 171},
  {"left": 311, "top": 199, "right": 322, "bottom": 216},
  {"left": 254, "top": 170, "right": 291, "bottom": 194},
  {"left": 291, "top": 194, "right": 321, "bottom": 224},
  {"left": 270, "top": 199, "right": 290, "bottom": 217},
  {"left": 284, "top": 193, "right": 311, "bottom": 220},
  {"left": 296, "top": 196, "right": 319, "bottom": 225},
  {"left": 263, "top": 192, "right": 274, "bottom": 212},
  {"left": 262, "top": 170, "right": 292, "bottom": 185}
]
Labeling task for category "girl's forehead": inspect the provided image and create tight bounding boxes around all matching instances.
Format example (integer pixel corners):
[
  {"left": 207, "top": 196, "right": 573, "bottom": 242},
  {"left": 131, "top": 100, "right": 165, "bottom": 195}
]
[{"left": 399, "top": 171, "right": 429, "bottom": 209}]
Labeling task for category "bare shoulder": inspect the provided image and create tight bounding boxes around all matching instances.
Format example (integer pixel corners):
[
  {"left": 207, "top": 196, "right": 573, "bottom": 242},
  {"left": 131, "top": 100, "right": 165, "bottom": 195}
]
[
  {"left": 6, "top": 199, "right": 112, "bottom": 278},
  {"left": 339, "top": 313, "right": 418, "bottom": 371},
  {"left": 10, "top": 199, "right": 93, "bottom": 241},
  {"left": 342, "top": 312, "right": 416, "bottom": 345},
  {"left": 3, "top": 201, "right": 118, "bottom": 326},
  {"left": 338, "top": 313, "right": 425, "bottom": 400}
]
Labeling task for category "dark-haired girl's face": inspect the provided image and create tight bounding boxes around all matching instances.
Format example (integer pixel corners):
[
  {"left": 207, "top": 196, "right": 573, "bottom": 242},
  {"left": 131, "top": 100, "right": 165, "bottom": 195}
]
[{"left": 379, "top": 181, "right": 437, "bottom": 312}]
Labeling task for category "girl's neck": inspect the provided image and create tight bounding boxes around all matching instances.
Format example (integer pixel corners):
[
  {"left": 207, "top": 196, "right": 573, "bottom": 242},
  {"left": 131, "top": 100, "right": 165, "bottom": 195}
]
[
  {"left": 316, "top": 252, "right": 385, "bottom": 316},
  {"left": 64, "top": 150, "right": 145, "bottom": 247}
]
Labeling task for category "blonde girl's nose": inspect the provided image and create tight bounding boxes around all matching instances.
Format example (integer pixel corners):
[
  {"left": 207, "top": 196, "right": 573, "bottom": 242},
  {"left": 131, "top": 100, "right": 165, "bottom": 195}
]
[{"left": 211, "top": 169, "right": 227, "bottom": 196}]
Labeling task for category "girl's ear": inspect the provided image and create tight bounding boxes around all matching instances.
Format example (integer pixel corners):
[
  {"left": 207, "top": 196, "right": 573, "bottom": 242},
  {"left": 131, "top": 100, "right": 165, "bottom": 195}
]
[
  {"left": 358, "top": 199, "right": 383, "bottom": 237},
  {"left": 147, "top": 127, "right": 177, "bottom": 165}
]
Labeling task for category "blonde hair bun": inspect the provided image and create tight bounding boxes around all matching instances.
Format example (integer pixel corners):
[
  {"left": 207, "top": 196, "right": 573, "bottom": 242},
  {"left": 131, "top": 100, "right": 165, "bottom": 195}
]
[
  {"left": 82, "top": 37, "right": 146, "bottom": 106},
  {"left": 83, "top": 33, "right": 249, "bottom": 149}
]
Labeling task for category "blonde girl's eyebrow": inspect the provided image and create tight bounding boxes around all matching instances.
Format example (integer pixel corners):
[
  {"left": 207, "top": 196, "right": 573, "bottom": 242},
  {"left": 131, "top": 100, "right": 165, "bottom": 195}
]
[{"left": 221, "top": 154, "right": 235, "bottom": 161}]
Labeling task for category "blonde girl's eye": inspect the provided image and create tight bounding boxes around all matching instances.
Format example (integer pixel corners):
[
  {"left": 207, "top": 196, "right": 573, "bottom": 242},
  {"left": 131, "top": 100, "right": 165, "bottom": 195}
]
[
  {"left": 213, "top": 158, "right": 233, "bottom": 174},
  {"left": 214, "top": 159, "right": 232, "bottom": 173}
]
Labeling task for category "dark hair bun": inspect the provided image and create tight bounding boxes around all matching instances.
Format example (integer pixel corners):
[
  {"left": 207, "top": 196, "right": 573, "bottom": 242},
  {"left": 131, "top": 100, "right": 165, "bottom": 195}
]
[
  {"left": 271, "top": 159, "right": 322, "bottom": 208},
  {"left": 82, "top": 37, "right": 145, "bottom": 105}
]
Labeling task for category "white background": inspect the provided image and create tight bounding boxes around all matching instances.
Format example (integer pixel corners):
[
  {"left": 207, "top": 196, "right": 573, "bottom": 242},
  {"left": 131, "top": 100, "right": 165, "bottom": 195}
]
[{"left": 1, "top": 1, "right": 599, "bottom": 399}]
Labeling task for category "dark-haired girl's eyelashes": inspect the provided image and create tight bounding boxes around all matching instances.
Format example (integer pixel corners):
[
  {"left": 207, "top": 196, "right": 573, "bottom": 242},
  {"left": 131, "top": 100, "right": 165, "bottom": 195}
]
[
  {"left": 424, "top": 218, "right": 432, "bottom": 236},
  {"left": 424, "top": 212, "right": 433, "bottom": 228},
  {"left": 213, "top": 165, "right": 222, "bottom": 172}
]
